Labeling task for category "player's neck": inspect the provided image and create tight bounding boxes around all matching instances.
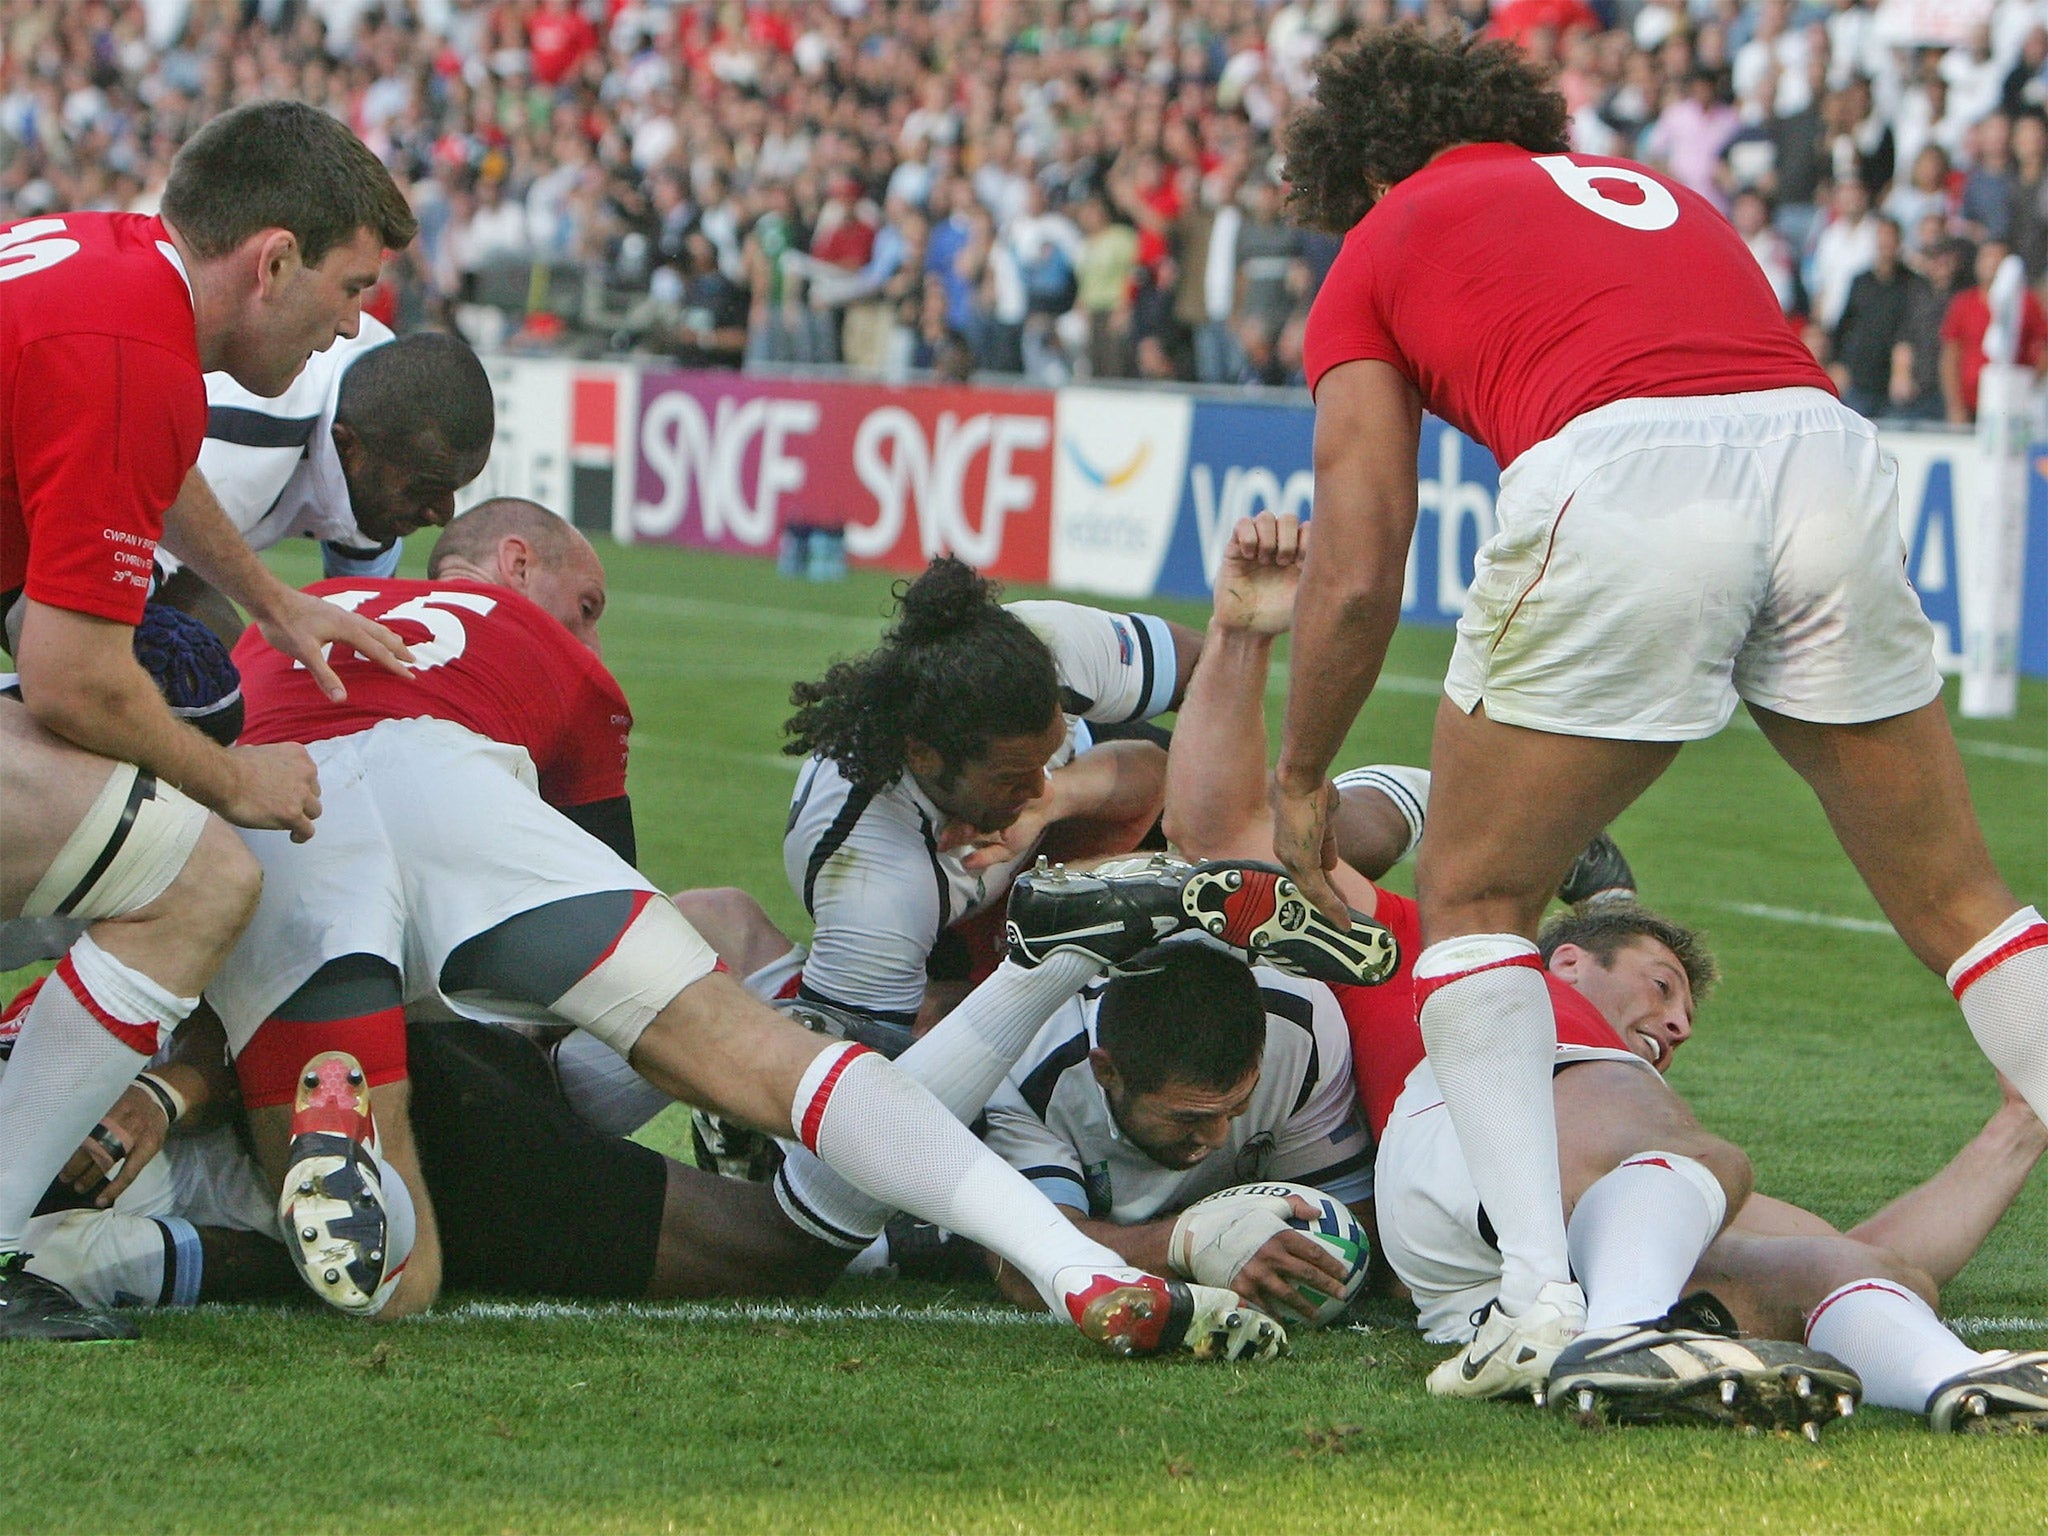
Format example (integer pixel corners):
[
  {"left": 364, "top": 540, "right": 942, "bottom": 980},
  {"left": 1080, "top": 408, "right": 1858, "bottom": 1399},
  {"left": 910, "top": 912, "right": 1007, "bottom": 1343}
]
[{"left": 159, "top": 218, "right": 234, "bottom": 373}]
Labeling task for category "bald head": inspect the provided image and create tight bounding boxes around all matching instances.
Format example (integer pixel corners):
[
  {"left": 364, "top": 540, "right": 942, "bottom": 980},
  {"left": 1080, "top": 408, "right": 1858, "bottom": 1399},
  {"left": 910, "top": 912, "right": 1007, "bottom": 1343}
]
[{"left": 429, "top": 498, "right": 608, "bottom": 654}]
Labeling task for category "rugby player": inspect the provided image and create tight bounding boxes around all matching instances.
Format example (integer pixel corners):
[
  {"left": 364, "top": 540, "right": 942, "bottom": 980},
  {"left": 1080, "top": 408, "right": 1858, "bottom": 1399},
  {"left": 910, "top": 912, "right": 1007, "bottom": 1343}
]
[
  {"left": 1267, "top": 27, "right": 2048, "bottom": 1400},
  {"left": 0, "top": 100, "right": 418, "bottom": 1341},
  {"left": 1184, "top": 514, "right": 2048, "bottom": 1430},
  {"left": 979, "top": 939, "right": 1371, "bottom": 1323},
  {"left": 162, "top": 323, "right": 496, "bottom": 637},
  {"left": 205, "top": 498, "right": 1352, "bottom": 1362}
]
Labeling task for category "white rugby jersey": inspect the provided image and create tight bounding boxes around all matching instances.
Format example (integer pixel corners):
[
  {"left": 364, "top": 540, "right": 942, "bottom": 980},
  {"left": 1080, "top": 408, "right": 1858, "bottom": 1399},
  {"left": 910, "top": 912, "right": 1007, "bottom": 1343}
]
[
  {"left": 784, "top": 601, "right": 1179, "bottom": 1025},
  {"left": 981, "top": 967, "right": 1375, "bottom": 1221},
  {"left": 166, "top": 314, "right": 400, "bottom": 582}
]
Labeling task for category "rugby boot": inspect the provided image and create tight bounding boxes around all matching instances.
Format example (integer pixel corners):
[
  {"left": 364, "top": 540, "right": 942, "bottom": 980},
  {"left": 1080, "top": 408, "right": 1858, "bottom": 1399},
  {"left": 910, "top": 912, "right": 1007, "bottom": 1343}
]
[
  {"left": 278, "top": 1051, "right": 393, "bottom": 1316},
  {"left": 1927, "top": 1350, "right": 2048, "bottom": 1433},
  {"left": 0, "top": 1251, "right": 137, "bottom": 1342},
  {"left": 1427, "top": 1279, "right": 1586, "bottom": 1400},
  {"left": 1556, "top": 831, "right": 1637, "bottom": 908},
  {"left": 1547, "top": 1303, "right": 1861, "bottom": 1438},
  {"left": 1006, "top": 854, "right": 1399, "bottom": 986},
  {"left": 689, "top": 1109, "right": 780, "bottom": 1183},
  {"left": 1060, "top": 1267, "right": 1286, "bottom": 1363}
]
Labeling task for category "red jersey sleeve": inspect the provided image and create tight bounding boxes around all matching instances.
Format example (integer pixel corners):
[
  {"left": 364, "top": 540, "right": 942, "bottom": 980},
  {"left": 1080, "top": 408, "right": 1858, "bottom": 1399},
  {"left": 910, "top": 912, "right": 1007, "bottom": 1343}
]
[
  {"left": 1940, "top": 291, "right": 1971, "bottom": 346},
  {"left": 533, "top": 653, "right": 633, "bottom": 808},
  {"left": 1302, "top": 235, "right": 1405, "bottom": 396},
  {"left": 14, "top": 333, "right": 203, "bottom": 623}
]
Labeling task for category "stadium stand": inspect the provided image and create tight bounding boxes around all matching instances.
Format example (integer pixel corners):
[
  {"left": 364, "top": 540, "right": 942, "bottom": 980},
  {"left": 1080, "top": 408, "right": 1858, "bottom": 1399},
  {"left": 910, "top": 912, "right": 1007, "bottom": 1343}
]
[{"left": 3, "top": 0, "right": 2044, "bottom": 410}]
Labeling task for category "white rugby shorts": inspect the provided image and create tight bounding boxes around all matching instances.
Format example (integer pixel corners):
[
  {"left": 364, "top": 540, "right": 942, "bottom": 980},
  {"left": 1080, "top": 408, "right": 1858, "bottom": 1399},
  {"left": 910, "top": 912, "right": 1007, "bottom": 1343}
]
[
  {"left": 1374, "top": 1050, "right": 1653, "bottom": 1343},
  {"left": 1443, "top": 388, "right": 1944, "bottom": 740},
  {"left": 208, "top": 716, "right": 665, "bottom": 1055}
]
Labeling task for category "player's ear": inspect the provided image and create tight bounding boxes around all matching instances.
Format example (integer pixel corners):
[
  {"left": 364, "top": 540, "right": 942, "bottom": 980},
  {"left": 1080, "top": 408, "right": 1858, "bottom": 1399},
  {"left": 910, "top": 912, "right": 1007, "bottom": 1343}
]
[
  {"left": 903, "top": 738, "right": 941, "bottom": 779},
  {"left": 1547, "top": 943, "right": 1584, "bottom": 981},
  {"left": 1087, "top": 1048, "right": 1121, "bottom": 1095},
  {"left": 251, "top": 229, "right": 301, "bottom": 297}
]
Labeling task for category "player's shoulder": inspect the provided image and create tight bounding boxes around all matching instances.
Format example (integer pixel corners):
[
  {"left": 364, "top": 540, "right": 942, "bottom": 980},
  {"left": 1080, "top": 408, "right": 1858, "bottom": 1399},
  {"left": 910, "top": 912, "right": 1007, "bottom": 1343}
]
[
  {"left": 1009, "top": 999, "right": 1096, "bottom": 1122},
  {"left": 2, "top": 212, "right": 195, "bottom": 347}
]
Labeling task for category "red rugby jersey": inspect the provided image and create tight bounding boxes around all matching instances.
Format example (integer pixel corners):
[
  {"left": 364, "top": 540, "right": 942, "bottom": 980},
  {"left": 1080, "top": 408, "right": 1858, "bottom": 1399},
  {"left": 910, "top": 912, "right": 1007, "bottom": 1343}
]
[
  {"left": 0, "top": 212, "right": 205, "bottom": 625},
  {"left": 1337, "top": 889, "right": 1630, "bottom": 1141},
  {"left": 1303, "top": 144, "right": 1833, "bottom": 466},
  {"left": 234, "top": 577, "right": 632, "bottom": 809}
]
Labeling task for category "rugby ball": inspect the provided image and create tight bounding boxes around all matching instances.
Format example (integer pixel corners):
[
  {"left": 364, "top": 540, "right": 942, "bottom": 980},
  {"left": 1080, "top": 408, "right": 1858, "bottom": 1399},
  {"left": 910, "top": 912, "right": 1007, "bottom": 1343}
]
[{"left": 1190, "top": 1179, "right": 1370, "bottom": 1328}]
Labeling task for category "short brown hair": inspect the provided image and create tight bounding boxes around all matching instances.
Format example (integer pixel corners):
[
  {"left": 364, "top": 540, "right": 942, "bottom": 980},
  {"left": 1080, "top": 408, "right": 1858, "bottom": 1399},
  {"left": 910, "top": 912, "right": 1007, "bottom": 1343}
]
[
  {"left": 162, "top": 100, "right": 417, "bottom": 266},
  {"left": 1537, "top": 903, "right": 1720, "bottom": 1002}
]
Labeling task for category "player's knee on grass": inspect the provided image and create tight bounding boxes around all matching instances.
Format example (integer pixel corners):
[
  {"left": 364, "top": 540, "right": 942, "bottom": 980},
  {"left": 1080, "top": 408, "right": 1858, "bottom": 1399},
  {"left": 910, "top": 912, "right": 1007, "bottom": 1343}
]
[
  {"left": 1554, "top": 1060, "right": 1753, "bottom": 1222},
  {"left": 669, "top": 886, "right": 796, "bottom": 977}
]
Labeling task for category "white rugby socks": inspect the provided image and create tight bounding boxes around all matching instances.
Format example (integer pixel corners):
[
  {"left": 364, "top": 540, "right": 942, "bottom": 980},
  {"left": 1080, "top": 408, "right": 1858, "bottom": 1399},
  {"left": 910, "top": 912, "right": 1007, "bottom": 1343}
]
[
  {"left": 775, "top": 952, "right": 1099, "bottom": 1248},
  {"left": 0, "top": 937, "right": 194, "bottom": 1250},
  {"left": 1805, "top": 1278, "right": 1993, "bottom": 1413},
  {"left": 1949, "top": 908, "right": 2048, "bottom": 1122},
  {"left": 1568, "top": 1151, "right": 1727, "bottom": 1330},
  {"left": 1415, "top": 934, "right": 1571, "bottom": 1317},
  {"left": 788, "top": 1041, "right": 1123, "bottom": 1308}
]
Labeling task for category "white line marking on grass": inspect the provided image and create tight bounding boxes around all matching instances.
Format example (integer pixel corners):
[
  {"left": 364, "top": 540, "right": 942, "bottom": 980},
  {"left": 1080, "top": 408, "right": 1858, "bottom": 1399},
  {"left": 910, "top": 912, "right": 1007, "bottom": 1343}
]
[
  {"left": 1949, "top": 1315, "right": 2048, "bottom": 1338},
  {"left": 1269, "top": 672, "right": 1444, "bottom": 699},
  {"left": 1955, "top": 739, "right": 2048, "bottom": 766},
  {"left": 435, "top": 1299, "right": 1062, "bottom": 1327},
  {"left": 1717, "top": 902, "right": 1894, "bottom": 935}
]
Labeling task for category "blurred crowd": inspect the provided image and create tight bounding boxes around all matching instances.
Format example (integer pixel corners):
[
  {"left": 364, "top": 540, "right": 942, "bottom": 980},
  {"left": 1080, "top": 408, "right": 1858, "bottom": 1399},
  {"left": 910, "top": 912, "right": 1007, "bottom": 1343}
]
[{"left": 5, "top": 0, "right": 2048, "bottom": 412}]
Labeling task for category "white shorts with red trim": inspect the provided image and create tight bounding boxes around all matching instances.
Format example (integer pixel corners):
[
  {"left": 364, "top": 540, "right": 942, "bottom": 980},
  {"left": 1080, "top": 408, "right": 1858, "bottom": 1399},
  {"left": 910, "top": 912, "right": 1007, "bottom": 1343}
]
[
  {"left": 1443, "top": 388, "right": 1943, "bottom": 741},
  {"left": 1373, "top": 1048, "right": 1654, "bottom": 1342},
  {"left": 207, "top": 716, "right": 664, "bottom": 1057}
]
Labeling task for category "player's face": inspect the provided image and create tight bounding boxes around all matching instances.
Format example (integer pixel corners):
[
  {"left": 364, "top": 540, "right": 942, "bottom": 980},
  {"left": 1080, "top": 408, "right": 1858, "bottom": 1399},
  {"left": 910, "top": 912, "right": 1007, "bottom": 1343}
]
[
  {"left": 241, "top": 226, "right": 386, "bottom": 396},
  {"left": 341, "top": 427, "right": 489, "bottom": 546},
  {"left": 1109, "top": 1066, "right": 1262, "bottom": 1170},
  {"left": 1555, "top": 939, "right": 1695, "bottom": 1072},
  {"left": 522, "top": 538, "right": 610, "bottom": 656},
  {"left": 915, "top": 711, "right": 1067, "bottom": 833}
]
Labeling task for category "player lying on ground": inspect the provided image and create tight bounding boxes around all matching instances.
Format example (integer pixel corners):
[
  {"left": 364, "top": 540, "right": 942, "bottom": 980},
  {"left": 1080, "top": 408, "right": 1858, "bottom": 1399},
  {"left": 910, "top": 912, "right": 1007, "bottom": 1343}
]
[
  {"left": 0, "top": 100, "right": 419, "bottom": 1342},
  {"left": 1269, "top": 25, "right": 2048, "bottom": 1406},
  {"left": 204, "top": 499, "right": 1372, "bottom": 1360},
  {"left": 976, "top": 937, "right": 1374, "bottom": 1325},
  {"left": 1175, "top": 514, "right": 2048, "bottom": 1430}
]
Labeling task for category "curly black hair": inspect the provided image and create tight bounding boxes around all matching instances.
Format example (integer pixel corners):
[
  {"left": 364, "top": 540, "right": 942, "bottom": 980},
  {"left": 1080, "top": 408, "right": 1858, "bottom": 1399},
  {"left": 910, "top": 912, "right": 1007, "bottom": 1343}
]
[
  {"left": 1283, "top": 25, "right": 1570, "bottom": 233},
  {"left": 784, "top": 556, "right": 1061, "bottom": 793}
]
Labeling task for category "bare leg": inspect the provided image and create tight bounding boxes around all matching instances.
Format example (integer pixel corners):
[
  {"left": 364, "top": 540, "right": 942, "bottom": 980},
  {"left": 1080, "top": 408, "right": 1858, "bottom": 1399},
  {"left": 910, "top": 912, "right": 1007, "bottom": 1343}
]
[
  {"left": 670, "top": 887, "right": 798, "bottom": 978},
  {"left": 1746, "top": 700, "right": 2017, "bottom": 971},
  {"left": 1552, "top": 1063, "right": 1752, "bottom": 1217},
  {"left": 1414, "top": 700, "right": 1678, "bottom": 1328},
  {"left": 646, "top": 1163, "right": 846, "bottom": 1299}
]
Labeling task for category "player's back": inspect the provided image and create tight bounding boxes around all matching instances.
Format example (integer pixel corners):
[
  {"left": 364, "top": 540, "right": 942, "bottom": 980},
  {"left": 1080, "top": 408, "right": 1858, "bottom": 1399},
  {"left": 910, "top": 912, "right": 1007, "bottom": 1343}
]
[
  {"left": 235, "top": 577, "right": 632, "bottom": 808},
  {"left": 1304, "top": 144, "right": 1832, "bottom": 466}
]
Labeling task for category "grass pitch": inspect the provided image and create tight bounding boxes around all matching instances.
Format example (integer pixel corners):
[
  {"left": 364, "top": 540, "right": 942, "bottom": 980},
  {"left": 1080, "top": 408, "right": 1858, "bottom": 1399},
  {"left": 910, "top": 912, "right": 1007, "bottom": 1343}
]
[{"left": 2, "top": 535, "right": 2044, "bottom": 1534}]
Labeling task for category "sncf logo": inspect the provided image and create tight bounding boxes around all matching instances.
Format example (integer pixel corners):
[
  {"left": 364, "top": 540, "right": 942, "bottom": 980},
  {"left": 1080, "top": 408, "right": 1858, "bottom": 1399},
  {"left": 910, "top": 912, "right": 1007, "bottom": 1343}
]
[{"left": 1532, "top": 155, "right": 1680, "bottom": 233}]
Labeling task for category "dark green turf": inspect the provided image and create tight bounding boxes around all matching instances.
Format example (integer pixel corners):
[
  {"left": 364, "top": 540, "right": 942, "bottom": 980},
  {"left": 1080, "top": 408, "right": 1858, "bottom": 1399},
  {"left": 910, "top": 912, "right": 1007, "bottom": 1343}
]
[{"left": 0, "top": 534, "right": 2041, "bottom": 1533}]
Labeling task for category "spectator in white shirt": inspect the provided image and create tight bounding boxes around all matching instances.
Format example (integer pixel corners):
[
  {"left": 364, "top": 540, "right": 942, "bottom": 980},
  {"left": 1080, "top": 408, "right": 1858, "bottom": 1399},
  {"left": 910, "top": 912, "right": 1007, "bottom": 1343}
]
[{"left": 1808, "top": 176, "right": 1883, "bottom": 329}]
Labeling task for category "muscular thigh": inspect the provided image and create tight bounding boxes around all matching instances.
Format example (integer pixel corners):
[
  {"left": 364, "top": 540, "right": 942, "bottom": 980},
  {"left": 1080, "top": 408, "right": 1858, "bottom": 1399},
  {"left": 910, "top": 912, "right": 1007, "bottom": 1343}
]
[
  {"left": 1552, "top": 1060, "right": 1711, "bottom": 1211},
  {"left": 0, "top": 696, "right": 124, "bottom": 916}
]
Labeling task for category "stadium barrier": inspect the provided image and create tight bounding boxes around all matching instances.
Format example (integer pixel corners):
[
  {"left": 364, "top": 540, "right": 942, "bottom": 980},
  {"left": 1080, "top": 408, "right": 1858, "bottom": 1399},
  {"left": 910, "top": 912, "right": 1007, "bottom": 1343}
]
[{"left": 463, "top": 358, "right": 2048, "bottom": 679}]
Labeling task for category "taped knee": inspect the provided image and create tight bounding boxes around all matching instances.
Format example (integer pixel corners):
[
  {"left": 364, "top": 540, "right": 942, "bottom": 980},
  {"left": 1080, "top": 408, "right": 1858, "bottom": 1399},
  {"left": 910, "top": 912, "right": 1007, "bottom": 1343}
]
[
  {"left": 547, "top": 891, "right": 720, "bottom": 1056},
  {"left": 22, "top": 764, "right": 209, "bottom": 921}
]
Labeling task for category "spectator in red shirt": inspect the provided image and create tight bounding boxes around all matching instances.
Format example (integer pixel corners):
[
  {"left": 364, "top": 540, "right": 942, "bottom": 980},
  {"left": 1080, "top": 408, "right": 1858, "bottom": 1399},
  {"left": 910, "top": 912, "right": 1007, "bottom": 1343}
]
[
  {"left": 527, "top": 0, "right": 599, "bottom": 88},
  {"left": 1939, "top": 238, "right": 2048, "bottom": 420}
]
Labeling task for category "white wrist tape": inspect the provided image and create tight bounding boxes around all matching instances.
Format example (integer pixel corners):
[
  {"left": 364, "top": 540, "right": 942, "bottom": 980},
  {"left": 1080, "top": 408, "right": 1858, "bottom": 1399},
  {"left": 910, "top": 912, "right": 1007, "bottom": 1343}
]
[{"left": 1167, "top": 1190, "right": 1296, "bottom": 1289}]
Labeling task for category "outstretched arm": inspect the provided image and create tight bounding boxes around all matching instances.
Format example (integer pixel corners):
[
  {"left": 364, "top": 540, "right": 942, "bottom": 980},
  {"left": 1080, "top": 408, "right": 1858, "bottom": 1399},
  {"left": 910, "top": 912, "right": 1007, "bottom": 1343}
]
[
  {"left": 1846, "top": 1075, "right": 2048, "bottom": 1289},
  {"left": 1161, "top": 512, "right": 1303, "bottom": 862}
]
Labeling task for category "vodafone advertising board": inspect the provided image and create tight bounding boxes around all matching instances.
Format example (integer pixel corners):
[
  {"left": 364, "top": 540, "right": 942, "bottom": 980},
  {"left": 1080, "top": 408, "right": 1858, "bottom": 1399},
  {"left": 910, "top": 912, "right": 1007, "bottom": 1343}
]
[{"left": 615, "top": 371, "right": 1055, "bottom": 582}]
